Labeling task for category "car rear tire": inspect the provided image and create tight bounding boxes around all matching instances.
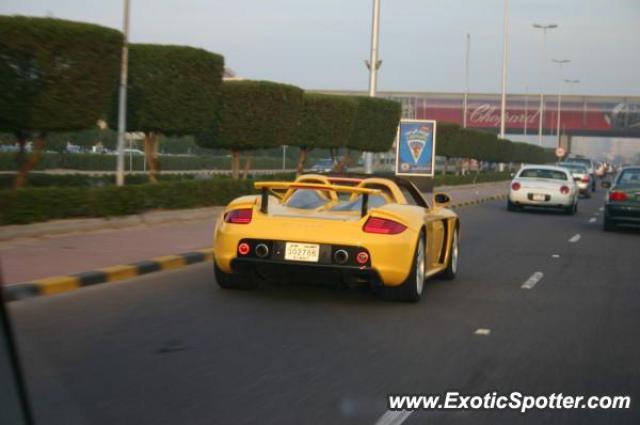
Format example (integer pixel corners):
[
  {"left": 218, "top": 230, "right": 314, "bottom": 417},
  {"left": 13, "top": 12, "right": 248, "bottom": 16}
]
[
  {"left": 377, "top": 235, "right": 425, "bottom": 303},
  {"left": 214, "top": 262, "right": 258, "bottom": 290},
  {"left": 564, "top": 203, "right": 577, "bottom": 215},
  {"left": 603, "top": 217, "right": 617, "bottom": 232},
  {"left": 440, "top": 228, "right": 459, "bottom": 280},
  {"left": 507, "top": 199, "right": 520, "bottom": 212}
]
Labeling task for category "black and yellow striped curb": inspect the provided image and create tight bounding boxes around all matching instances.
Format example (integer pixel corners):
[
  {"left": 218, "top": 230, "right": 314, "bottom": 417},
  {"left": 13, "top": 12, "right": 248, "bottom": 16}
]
[
  {"left": 449, "top": 193, "right": 507, "bottom": 209},
  {"left": 3, "top": 248, "right": 214, "bottom": 302}
]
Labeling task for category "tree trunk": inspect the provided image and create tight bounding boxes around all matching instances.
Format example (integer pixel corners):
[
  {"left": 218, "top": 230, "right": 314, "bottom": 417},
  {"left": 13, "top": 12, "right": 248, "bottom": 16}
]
[
  {"left": 296, "top": 149, "right": 307, "bottom": 175},
  {"left": 334, "top": 149, "right": 350, "bottom": 173},
  {"left": 230, "top": 150, "right": 240, "bottom": 180},
  {"left": 143, "top": 131, "right": 160, "bottom": 184},
  {"left": 241, "top": 152, "right": 252, "bottom": 180},
  {"left": 14, "top": 132, "right": 45, "bottom": 190}
]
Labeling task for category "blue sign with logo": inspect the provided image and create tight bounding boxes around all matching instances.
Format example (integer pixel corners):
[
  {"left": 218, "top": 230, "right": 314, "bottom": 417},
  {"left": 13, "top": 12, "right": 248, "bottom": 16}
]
[{"left": 395, "top": 120, "right": 437, "bottom": 176}]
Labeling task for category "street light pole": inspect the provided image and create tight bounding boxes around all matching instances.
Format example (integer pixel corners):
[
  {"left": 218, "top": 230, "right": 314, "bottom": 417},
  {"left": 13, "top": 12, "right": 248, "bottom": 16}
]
[
  {"left": 524, "top": 85, "right": 528, "bottom": 136},
  {"left": 552, "top": 59, "right": 570, "bottom": 147},
  {"left": 115, "top": 0, "right": 130, "bottom": 186},
  {"left": 463, "top": 33, "right": 471, "bottom": 128},
  {"left": 364, "top": 0, "right": 381, "bottom": 174},
  {"left": 532, "top": 23, "right": 558, "bottom": 147},
  {"left": 560, "top": 78, "right": 580, "bottom": 147},
  {"left": 499, "top": 0, "right": 509, "bottom": 139}
]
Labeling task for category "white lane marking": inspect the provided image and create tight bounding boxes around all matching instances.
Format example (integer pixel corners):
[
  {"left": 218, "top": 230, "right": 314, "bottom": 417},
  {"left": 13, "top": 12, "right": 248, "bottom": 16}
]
[
  {"left": 589, "top": 217, "right": 597, "bottom": 223},
  {"left": 475, "top": 328, "right": 491, "bottom": 336},
  {"left": 522, "top": 272, "right": 544, "bottom": 290},
  {"left": 569, "top": 234, "right": 581, "bottom": 243},
  {"left": 552, "top": 254, "right": 560, "bottom": 258},
  {"left": 599, "top": 207, "right": 604, "bottom": 211},
  {"left": 594, "top": 212, "right": 600, "bottom": 217},
  {"left": 374, "top": 410, "right": 413, "bottom": 425}
]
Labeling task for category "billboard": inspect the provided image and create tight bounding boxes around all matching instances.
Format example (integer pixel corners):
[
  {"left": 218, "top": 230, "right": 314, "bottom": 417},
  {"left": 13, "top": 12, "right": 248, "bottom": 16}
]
[{"left": 395, "top": 119, "right": 436, "bottom": 177}]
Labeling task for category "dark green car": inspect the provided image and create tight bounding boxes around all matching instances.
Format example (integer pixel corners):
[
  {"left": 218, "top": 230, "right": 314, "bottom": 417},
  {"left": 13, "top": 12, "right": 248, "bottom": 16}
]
[{"left": 603, "top": 167, "right": 640, "bottom": 231}]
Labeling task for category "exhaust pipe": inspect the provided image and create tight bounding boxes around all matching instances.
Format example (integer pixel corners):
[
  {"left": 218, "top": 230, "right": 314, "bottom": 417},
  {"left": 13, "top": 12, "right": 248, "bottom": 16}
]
[
  {"left": 255, "top": 243, "right": 270, "bottom": 258},
  {"left": 334, "top": 249, "right": 349, "bottom": 264}
]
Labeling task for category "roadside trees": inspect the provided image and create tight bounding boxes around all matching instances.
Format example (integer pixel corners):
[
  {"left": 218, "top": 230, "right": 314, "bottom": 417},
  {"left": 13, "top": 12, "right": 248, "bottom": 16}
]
[
  {"left": 0, "top": 16, "right": 122, "bottom": 188},
  {"left": 345, "top": 96, "right": 402, "bottom": 170},
  {"left": 291, "top": 94, "right": 357, "bottom": 174},
  {"left": 198, "top": 80, "right": 304, "bottom": 180},
  {"left": 115, "top": 44, "right": 224, "bottom": 183}
]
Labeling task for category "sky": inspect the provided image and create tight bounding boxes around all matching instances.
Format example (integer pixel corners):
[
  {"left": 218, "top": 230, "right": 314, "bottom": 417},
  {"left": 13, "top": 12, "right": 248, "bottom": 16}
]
[{"left": 2, "top": 0, "right": 639, "bottom": 97}]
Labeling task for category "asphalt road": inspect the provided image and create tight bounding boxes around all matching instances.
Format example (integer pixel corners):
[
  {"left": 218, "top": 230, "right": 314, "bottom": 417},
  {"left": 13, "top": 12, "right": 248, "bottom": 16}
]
[{"left": 7, "top": 194, "right": 640, "bottom": 425}]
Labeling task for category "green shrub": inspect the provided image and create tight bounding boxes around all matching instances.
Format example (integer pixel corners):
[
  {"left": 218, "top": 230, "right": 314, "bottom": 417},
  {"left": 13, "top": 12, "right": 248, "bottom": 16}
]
[
  {"left": 293, "top": 94, "right": 357, "bottom": 151},
  {"left": 348, "top": 97, "right": 402, "bottom": 152},
  {"left": 0, "top": 152, "right": 286, "bottom": 172},
  {"left": 114, "top": 44, "right": 224, "bottom": 135},
  {"left": 0, "top": 16, "right": 122, "bottom": 133},
  {"left": 0, "top": 179, "right": 255, "bottom": 225},
  {"left": 198, "top": 80, "right": 304, "bottom": 151}
]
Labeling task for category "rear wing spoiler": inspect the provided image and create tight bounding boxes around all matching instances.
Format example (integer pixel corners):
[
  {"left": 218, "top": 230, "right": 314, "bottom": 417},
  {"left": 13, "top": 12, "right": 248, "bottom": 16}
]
[{"left": 254, "top": 181, "right": 381, "bottom": 217}]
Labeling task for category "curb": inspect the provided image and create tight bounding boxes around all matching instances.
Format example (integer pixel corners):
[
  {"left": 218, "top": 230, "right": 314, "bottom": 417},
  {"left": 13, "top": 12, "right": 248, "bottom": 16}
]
[
  {"left": 3, "top": 248, "right": 214, "bottom": 302},
  {"left": 2, "top": 193, "right": 506, "bottom": 302},
  {"left": 450, "top": 193, "right": 507, "bottom": 209}
]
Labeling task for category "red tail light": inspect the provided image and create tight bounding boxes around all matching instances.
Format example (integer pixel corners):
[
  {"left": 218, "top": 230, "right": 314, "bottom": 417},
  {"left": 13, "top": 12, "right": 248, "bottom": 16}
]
[
  {"left": 609, "top": 191, "right": 628, "bottom": 202},
  {"left": 560, "top": 185, "right": 570, "bottom": 194},
  {"left": 511, "top": 182, "right": 521, "bottom": 191},
  {"left": 363, "top": 217, "right": 407, "bottom": 234},
  {"left": 224, "top": 208, "right": 252, "bottom": 224},
  {"left": 581, "top": 176, "right": 590, "bottom": 183}
]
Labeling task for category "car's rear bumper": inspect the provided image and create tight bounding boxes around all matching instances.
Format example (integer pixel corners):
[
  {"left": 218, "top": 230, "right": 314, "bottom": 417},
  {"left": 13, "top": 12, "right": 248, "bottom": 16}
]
[
  {"left": 509, "top": 191, "right": 574, "bottom": 209},
  {"left": 214, "top": 219, "right": 420, "bottom": 286},
  {"left": 230, "top": 257, "right": 382, "bottom": 287},
  {"left": 606, "top": 204, "right": 640, "bottom": 224}
]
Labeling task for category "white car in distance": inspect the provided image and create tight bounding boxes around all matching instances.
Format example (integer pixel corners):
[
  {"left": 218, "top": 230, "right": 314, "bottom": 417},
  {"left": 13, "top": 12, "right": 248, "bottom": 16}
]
[
  {"left": 558, "top": 162, "right": 591, "bottom": 198},
  {"left": 508, "top": 165, "right": 579, "bottom": 215}
]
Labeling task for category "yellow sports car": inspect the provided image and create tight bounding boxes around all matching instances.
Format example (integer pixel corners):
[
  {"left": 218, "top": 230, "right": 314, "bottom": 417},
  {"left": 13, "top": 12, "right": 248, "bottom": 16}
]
[{"left": 213, "top": 174, "right": 460, "bottom": 302}]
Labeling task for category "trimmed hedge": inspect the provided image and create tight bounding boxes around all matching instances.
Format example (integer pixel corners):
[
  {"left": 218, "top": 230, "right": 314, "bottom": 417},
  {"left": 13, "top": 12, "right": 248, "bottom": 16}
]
[
  {"left": 437, "top": 122, "right": 555, "bottom": 163},
  {"left": 113, "top": 44, "right": 224, "bottom": 135},
  {"left": 434, "top": 171, "right": 511, "bottom": 186},
  {"left": 0, "top": 16, "right": 122, "bottom": 133},
  {"left": 0, "top": 171, "right": 297, "bottom": 189},
  {"left": 292, "top": 93, "right": 357, "bottom": 150},
  {"left": 348, "top": 96, "right": 402, "bottom": 152},
  {"left": 0, "top": 179, "right": 253, "bottom": 224},
  {"left": 0, "top": 152, "right": 284, "bottom": 171},
  {"left": 198, "top": 80, "right": 304, "bottom": 150},
  {"left": 0, "top": 171, "right": 507, "bottom": 225}
]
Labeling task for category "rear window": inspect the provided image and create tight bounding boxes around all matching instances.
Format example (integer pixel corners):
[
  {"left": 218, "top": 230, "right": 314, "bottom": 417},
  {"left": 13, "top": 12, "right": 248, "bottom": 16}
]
[
  {"left": 285, "top": 189, "right": 329, "bottom": 209},
  {"left": 617, "top": 169, "right": 640, "bottom": 184},
  {"left": 519, "top": 169, "right": 568, "bottom": 181},
  {"left": 566, "top": 158, "right": 591, "bottom": 168},
  {"left": 329, "top": 194, "right": 387, "bottom": 211},
  {"left": 559, "top": 163, "right": 587, "bottom": 173}
]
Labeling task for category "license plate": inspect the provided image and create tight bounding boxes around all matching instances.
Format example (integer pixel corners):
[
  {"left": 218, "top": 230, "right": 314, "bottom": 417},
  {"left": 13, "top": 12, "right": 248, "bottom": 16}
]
[
  {"left": 532, "top": 194, "right": 546, "bottom": 201},
  {"left": 284, "top": 242, "right": 320, "bottom": 262}
]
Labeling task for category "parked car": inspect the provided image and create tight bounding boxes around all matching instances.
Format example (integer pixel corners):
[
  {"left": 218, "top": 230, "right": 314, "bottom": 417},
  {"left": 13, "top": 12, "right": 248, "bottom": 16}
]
[
  {"left": 310, "top": 158, "right": 336, "bottom": 173},
  {"left": 602, "top": 167, "right": 640, "bottom": 231},
  {"left": 558, "top": 162, "right": 591, "bottom": 198},
  {"left": 508, "top": 165, "right": 579, "bottom": 215}
]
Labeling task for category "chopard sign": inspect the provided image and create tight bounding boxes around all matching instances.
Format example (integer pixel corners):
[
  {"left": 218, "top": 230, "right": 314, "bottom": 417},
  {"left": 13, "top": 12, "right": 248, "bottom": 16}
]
[{"left": 469, "top": 104, "right": 539, "bottom": 126}]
